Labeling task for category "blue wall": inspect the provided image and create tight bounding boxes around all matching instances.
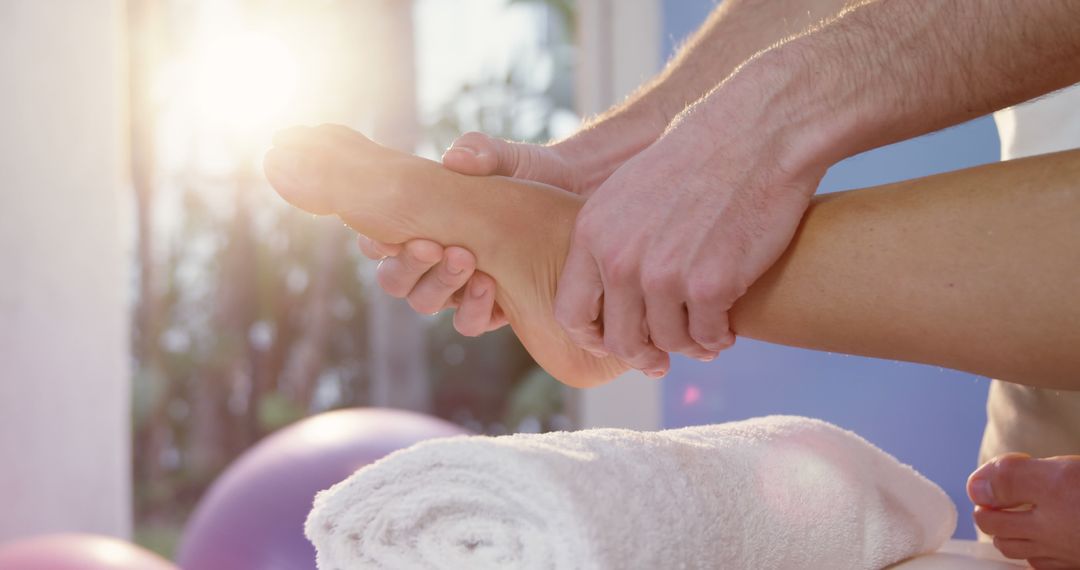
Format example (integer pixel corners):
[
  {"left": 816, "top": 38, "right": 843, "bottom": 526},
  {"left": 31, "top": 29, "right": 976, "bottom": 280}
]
[{"left": 660, "top": 0, "right": 1000, "bottom": 539}]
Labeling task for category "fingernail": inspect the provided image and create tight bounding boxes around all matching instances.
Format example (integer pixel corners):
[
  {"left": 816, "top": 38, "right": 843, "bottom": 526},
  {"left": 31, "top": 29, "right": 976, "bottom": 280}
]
[
  {"left": 447, "top": 144, "right": 478, "bottom": 157},
  {"left": 703, "top": 338, "right": 733, "bottom": 352},
  {"left": 697, "top": 354, "right": 717, "bottom": 362},
  {"left": 470, "top": 282, "right": 487, "bottom": 298},
  {"left": 970, "top": 479, "right": 994, "bottom": 506},
  {"left": 646, "top": 369, "right": 666, "bottom": 379}
]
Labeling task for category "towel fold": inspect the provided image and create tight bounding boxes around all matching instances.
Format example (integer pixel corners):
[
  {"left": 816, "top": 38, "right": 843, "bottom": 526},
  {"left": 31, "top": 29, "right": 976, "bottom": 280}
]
[{"left": 306, "top": 415, "right": 956, "bottom": 569}]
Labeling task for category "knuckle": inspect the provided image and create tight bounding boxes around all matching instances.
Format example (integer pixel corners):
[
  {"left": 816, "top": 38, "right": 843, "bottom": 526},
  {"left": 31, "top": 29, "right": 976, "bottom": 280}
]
[
  {"left": 553, "top": 302, "right": 582, "bottom": 332},
  {"left": 686, "top": 276, "right": 727, "bottom": 305},
  {"left": 641, "top": 267, "right": 681, "bottom": 296},
  {"left": 647, "top": 329, "right": 686, "bottom": 354},
  {"left": 572, "top": 215, "right": 603, "bottom": 246},
  {"left": 603, "top": 336, "right": 645, "bottom": 361},
  {"left": 650, "top": 337, "right": 676, "bottom": 353},
  {"left": 601, "top": 252, "right": 638, "bottom": 284},
  {"left": 554, "top": 297, "right": 601, "bottom": 338},
  {"left": 436, "top": 267, "right": 468, "bottom": 288}
]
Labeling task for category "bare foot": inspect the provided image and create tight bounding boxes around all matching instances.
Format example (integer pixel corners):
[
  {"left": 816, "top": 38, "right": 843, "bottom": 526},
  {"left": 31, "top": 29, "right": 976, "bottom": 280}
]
[
  {"left": 968, "top": 452, "right": 1080, "bottom": 569},
  {"left": 264, "top": 125, "right": 628, "bottom": 388}
]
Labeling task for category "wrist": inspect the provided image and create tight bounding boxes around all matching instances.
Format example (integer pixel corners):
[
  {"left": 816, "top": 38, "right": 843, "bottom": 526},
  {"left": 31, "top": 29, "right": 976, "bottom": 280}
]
[
  {"left": 679, "top": 39, "right": 860, "bottom": 186},
  {"left": 551, "top": 105, "right": 665, "bottom": 193}
]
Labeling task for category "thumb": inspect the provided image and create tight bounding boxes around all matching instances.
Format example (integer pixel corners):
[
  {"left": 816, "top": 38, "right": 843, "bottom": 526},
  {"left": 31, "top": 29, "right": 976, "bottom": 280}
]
[
  {"left": 443, "top": 132, "right": 576, "bottom": 192},
  {"left": 442, "top": 131, "right": 521, "bottom": 177}
]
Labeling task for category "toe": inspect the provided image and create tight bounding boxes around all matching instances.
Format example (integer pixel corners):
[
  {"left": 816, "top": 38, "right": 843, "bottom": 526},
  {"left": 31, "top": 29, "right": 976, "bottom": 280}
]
[
  {"left": 972, "top": 505, "right": 1037, "bottom": 539},
  {"left": 968, "top": 452, "right": 1044, "bottom": 509},
  {"left": 264, "top": 146, "right": 333, "bottom": 215},
  {"left": 993, "top": 537, "right": 1044, "bottom": 561},
  {"left": 274, "top": 124, "right": 369, "bottom": 149}
]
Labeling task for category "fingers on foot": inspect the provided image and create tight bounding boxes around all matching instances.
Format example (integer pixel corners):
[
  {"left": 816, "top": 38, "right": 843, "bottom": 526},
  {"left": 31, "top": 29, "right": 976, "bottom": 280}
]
[
  {"left": 375, "top": 240, "right": 444, "bottom": 299},
  {"left": 442, "top": 131, "right": 504, "bottom": 176},
  {"left": 406, "top": 246, "right": 476, "bottom": 315},
  {"left": 686, "top": 296, "right": 736, "bottom": 355},
  {"left": 601, "top": 286, "right": 669, "bottom": 378},
  {"left": 442, "top": 130, "right": 544, "bottom": 181},
  {"left": 554, "top": 247, "right": 608, "bottom": 357},
  {"left": 642, "top": 295, "right": 715, "bottom": 362},
  {"left": 453, "top": 273, "right": 501, "bottom": 337},
  {"left": 442, "top": 131, "right": 570, "bottom": 190}
]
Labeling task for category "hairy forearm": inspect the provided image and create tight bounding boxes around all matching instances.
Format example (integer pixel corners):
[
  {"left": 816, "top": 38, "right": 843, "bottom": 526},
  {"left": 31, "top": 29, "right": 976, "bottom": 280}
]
[
  {"left": 732, "top": 149, "right": 1080, "bottom": 389},
  {"left": 561, "top": 0, "right": 859, "bottom": 181},
  {"left": 705, "top": 0, "right": 1080, "bottom": 173}
]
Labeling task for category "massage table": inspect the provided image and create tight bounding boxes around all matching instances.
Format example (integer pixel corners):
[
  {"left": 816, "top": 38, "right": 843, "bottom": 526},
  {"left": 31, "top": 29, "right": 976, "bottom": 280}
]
[{"left": 892, "top": 540, "right": 1027, "bottom": 569}]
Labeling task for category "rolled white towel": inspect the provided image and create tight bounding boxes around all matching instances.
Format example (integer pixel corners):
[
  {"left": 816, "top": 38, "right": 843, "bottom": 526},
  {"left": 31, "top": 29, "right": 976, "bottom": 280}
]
[{"left": 306, "top": 415, "right": 956, "bottom": 570}]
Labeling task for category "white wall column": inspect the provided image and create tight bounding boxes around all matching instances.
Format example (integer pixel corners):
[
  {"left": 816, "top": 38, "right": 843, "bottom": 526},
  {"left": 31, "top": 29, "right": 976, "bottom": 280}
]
[
  {"left": 573, "top": 0, "right": 663, "bottom": 430},
  {"left": 0, "top": 0, "right": 130, "bottom": 540}
]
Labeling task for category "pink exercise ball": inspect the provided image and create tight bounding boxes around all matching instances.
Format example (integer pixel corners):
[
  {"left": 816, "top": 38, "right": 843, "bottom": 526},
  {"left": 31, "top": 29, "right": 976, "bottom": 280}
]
[
  {"left": 177, "top": 407, "right": 468, "bottom": 570},
  {"left": 0, "top": 533, "right": 176, "bottom": 570}
]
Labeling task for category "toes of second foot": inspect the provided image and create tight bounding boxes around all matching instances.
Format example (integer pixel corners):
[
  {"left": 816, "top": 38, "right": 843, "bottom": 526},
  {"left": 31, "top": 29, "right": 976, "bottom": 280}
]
[
  {"left": 973, "top": 506, "right": 1036, "bottom": 539},
  {"left": 968, "top": 453, "right": 1037, "bottom": 509},
  {"left": 993, "top": 537, "right": 1042, "bottom": 561}
]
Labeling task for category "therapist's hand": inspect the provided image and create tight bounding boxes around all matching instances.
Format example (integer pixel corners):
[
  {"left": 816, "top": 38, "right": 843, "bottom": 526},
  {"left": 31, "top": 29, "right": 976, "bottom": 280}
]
[
  {"left": 554, "top": 79, "right": 828, "bottom": 376},
  {"left": 356, "top": 131, "right": 630, "bottom": 336}
]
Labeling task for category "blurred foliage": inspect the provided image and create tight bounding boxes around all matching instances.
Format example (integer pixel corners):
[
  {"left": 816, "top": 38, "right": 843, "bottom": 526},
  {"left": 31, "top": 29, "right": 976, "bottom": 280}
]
[{"left": 130, "top": 0, "right": 579, "bottom": 559}]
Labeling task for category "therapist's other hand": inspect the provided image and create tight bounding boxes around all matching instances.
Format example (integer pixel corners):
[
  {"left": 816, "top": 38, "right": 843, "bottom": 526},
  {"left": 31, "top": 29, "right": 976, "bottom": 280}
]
[
  {"left": 356, "top": 236, "right": 507, "bottom": 336},
  {"left": 357, "top": 131, "right": 618, "bottom": 337},
  {"left": 554, "top": 95, "right": 827, "bottom": 376}
]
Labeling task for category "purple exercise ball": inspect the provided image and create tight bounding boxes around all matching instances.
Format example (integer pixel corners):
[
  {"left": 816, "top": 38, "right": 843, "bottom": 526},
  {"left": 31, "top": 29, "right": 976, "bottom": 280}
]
[
  {"left": 177, "top": 407, "right": 468, "bottom": 570},
  {"left": 0, "top": 533, "right": 177, "bottom": 570}
]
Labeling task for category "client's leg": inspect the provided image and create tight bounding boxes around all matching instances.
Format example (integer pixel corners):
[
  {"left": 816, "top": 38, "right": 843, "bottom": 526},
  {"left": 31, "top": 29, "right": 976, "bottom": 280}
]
[{"left": 265, "top": 126, "right": 1080, "bottom": 389}]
